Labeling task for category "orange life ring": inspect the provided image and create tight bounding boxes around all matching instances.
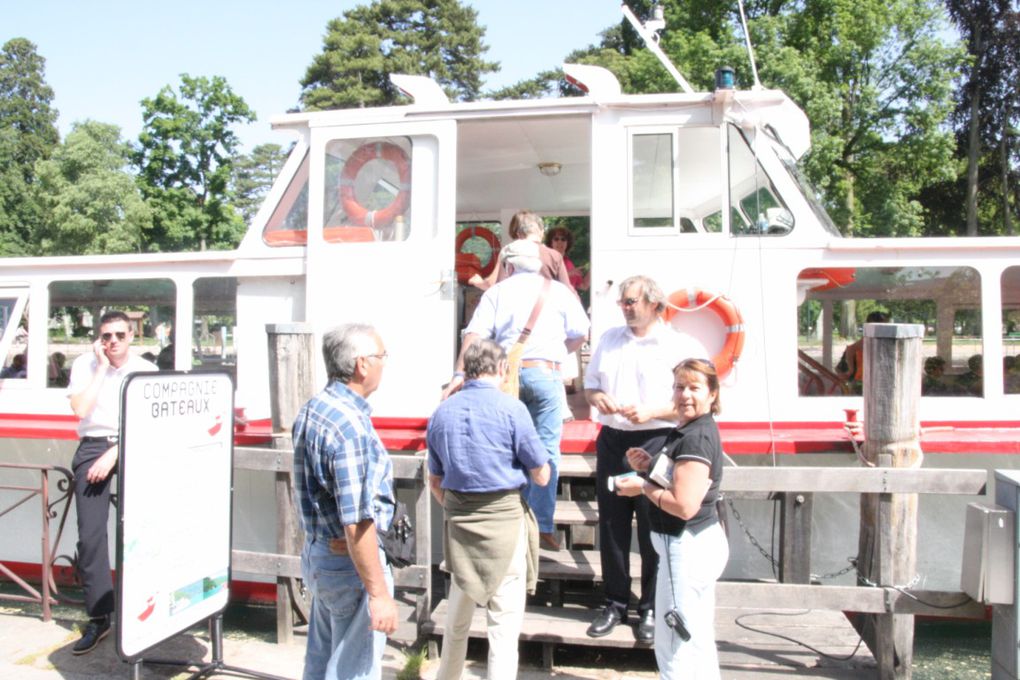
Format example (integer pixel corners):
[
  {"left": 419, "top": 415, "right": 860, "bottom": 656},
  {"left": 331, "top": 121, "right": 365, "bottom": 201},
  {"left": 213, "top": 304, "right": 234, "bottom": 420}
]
[
  {"left": 455, "top": 227, "right": 501, "bottom": 283},
  {"left": 661, "top": 288, "right": 744, "bottom": 378},
  {"left": 798, "top": 267, "right": 855, "bottom": 291},
  {"left": 338, "top": 142, "right": 411, "bottom": 228}
]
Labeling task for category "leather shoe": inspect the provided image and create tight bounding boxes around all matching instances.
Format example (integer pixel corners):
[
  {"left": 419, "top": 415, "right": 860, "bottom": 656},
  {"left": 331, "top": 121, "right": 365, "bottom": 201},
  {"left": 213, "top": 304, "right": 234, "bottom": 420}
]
[
  {"left": 586, "top": 605, "right": 627, "bottom": 638},
  {"left": 539, "top": 532, "right": 561, "bottom": 551},
  {"left": 636, "top": 609, "right": 655, "bottom": 643},
  {"left": 72, "top": 616, "right": 111, "bottom": 655}
]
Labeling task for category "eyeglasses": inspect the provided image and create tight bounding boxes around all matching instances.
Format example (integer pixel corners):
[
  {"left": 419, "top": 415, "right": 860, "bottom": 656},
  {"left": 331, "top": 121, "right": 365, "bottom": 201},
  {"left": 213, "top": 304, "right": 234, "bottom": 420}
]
[
  {"left": 363, "top": 351, "right": 388, "bottom": 361},
  {"left": 100, "top": 332, "right": 128, "bottom": 342},
  {"left": 617, "top": 297, "right": 641, "bottom": 307},
  {"left": 551, "top": 236, "right": 568, "bottom": 242}
]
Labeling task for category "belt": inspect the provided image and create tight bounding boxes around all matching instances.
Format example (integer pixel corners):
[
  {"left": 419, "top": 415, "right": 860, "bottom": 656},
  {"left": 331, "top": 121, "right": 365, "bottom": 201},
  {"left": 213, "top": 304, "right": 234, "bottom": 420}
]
[
  {"left": 328, "top": 538, "right": 349, "bottom": 555},
  {"left": 520, "top": 359, "right": 560, "bottom": 371},
  {"left": 81, "top": 435, "right": 119, "bottom": 445}
]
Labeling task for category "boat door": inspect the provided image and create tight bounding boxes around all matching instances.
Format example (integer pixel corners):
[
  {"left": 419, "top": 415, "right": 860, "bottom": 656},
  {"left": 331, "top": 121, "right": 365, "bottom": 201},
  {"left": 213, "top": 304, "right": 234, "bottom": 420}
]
[{"left": 304, "top": 120, "right": 457, "bottom": 417}]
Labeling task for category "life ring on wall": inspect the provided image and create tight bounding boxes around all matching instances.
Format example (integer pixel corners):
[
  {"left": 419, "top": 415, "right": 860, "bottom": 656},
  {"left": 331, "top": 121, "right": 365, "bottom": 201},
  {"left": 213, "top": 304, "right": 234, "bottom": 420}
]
[
  {"left": 338, "top": 142, "right": 411, "bottom": 228},
  {"left": 454, "top": 227, "right": 501, "bottom": 284},
  {"left": 798, "top": 267, "right": 856, "bottom": 292},
  {"left": 661, "top": 288, "right": 745, "bottom": 378}
]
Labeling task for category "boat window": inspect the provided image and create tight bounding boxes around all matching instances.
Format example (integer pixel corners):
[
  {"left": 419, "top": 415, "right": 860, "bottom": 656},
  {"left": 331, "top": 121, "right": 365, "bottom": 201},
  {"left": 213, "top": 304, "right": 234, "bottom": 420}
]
[
  {"left": 630, "top": 127, "right": 723, "bottom": 234},
  {"left": 0, "top": 291, "right": 30, "bottom": 381},
  {"left": 263, "top": 150, "right": 310, "bottom": 246},
  {"left": 193, "top": 278, "right": 238, "bottom": 382},
  {"left": 323, "top": 137, "right": 412, "bottom": 243},
  {"left": 48, "top": 279, "right": 176, "bottom": 384},
  {"left": 771, "top": 136, "right": 842, "bottom": 237},
  {"left": 728, "top": 125, "right": 793, "bottom": 236},
  {"left": 796, "top": 266, "right": 983, "bottom": 397},
  {"left": 1003, "top": 266, "right": 1020, "bottom": 394}
]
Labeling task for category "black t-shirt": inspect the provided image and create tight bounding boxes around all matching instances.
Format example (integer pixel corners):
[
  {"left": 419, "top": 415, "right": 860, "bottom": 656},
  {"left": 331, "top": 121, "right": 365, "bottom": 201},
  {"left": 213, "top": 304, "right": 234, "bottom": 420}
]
[{"left": 644, "top": 414, "right": 723, "bottom": 536}]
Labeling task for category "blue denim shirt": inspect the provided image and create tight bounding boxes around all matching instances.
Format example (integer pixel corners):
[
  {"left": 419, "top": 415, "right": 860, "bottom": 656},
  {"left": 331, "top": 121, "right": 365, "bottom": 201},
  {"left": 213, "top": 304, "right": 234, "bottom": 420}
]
[
  {"left": 292, "top": 382, "right": 395, "bottom": 540},
  {"left": 426, "top": 380, "right": 549, "bottom": 492}
]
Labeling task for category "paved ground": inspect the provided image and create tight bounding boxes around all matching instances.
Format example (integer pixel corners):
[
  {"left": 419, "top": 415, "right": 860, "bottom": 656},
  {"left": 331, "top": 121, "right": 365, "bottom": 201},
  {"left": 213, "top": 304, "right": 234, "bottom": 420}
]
[{"left": 0, "top": 599, "right": 874, "bottom": 680}]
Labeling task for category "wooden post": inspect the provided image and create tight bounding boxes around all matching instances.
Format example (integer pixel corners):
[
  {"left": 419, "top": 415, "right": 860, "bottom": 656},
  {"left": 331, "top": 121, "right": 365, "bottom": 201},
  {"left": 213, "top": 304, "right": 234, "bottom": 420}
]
[
  {"left": 857, "top": 322, "right": 924, "bottom": 680},
  {"left": 266, "top": 323, "right": 316, "bottom": 643},
  {"left": 779, "top": 492, "right": 813, "bottom": 584}
]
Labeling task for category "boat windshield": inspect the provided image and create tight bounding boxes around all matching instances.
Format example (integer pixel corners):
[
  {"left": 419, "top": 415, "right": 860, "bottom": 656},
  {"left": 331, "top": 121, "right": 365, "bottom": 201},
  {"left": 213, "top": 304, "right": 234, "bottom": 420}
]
[{"left": 765, "top": 126, "right": 843, "bottom": 238}]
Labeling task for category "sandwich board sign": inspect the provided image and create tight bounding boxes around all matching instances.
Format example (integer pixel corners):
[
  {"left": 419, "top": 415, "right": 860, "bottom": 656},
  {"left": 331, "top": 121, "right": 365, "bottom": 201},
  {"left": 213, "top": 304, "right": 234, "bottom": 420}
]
[{"left": 115, "top": 371, "right": 234, "bottom": 659}]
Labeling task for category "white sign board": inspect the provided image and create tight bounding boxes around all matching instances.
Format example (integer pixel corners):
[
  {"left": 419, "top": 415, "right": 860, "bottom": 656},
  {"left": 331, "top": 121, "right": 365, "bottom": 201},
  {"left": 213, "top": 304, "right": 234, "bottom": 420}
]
[{"left": 116, "top": 371, "right": 234, "bottom": 659}]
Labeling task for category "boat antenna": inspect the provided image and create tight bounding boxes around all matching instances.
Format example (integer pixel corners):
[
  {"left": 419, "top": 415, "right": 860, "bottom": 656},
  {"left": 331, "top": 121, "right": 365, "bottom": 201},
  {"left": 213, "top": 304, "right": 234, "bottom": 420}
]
[
  {"left": 620, "top": 3, "right": 694, "bottom": 94},
  {"left": 736, "top": 0, "right": 763, "bottom": 90}
]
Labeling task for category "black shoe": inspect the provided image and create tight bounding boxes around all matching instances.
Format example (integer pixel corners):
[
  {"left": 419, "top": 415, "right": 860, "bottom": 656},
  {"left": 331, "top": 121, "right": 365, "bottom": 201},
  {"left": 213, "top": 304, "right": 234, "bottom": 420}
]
[
  {"left": 586, "top": 605, "right": 627, "bottom": 638},
  {"left": 72, "top": 617, "right": 111, "bottom": 655},
  {"left": 636, "top": 609, "right": 655, "bottom": 643}
]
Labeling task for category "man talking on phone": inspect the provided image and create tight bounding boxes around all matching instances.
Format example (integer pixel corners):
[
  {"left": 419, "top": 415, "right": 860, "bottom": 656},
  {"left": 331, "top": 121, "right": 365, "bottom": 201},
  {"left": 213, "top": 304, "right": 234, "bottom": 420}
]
[{"left": 67, "top": 310, "right": 156, "bottom": 654}]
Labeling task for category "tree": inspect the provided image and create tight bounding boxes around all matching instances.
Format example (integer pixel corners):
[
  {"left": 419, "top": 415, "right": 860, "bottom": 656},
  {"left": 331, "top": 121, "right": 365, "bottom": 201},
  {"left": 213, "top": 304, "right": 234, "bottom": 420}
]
[
  {"left": 0, "top": 38, "right": 59, "bottom": 256},
  {"left": 945, "top": 0, "right": 1020, "bottom": 235},
  {"left": 134, "top": 74, "right": 255, "bottom": 251},
  {"left": 33, "top": 121, "right": 150, "bottom": 255},
  {"left": 230, "top": 143, "right": 289, "bottom": 226},
  {"left": 300, "top": 0, "right": 498, "bottom": 110}
]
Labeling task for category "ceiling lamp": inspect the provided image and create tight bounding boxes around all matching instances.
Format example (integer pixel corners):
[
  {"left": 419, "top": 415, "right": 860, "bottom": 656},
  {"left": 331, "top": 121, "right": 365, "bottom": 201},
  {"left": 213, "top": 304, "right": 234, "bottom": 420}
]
[{"left": 537, "top": 162, "right": 562, "bottom": 177}]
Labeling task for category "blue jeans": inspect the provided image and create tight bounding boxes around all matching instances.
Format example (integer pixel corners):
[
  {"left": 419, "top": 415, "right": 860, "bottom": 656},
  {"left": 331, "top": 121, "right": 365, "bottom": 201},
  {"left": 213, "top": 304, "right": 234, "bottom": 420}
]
[
  {"left": 301, "top": 539, "right": 393, "bottom": 680},
  {"left": 519, "top": 365, "right": 562, "bottom": 533}
]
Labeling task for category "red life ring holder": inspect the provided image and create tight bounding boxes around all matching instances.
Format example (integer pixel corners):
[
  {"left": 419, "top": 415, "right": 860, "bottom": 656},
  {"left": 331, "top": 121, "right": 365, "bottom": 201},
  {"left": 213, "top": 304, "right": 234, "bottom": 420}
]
[
  {"left": 338, "top": 142, "right": 411, "bottom": 228},
  {"left": 661, "top": 288, "right": 745, "bottom": 378},
  {"left": 798, "top": 267, "right": 855, "bottom": 291},
  {"left": 454, "top": 227, "right": 501, "bottom": 282}
]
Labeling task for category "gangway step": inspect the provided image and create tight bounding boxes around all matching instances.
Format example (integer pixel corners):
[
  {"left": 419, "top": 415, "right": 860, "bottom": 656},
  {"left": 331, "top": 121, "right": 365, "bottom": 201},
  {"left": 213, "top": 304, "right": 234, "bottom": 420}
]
[{"left": 537, "top": 547, "right": 640, "bottom": 583}]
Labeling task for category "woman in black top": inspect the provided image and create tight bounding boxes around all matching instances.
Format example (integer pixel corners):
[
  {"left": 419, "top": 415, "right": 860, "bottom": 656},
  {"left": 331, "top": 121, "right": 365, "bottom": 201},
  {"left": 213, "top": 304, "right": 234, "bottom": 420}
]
[{"left": 613, "top": 358, "right": 728, "bottom": 679}]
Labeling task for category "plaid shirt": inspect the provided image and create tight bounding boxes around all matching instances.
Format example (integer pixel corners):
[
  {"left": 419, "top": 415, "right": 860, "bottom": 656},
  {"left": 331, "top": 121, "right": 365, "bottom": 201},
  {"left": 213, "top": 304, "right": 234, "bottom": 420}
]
[{"left": 292, "top": 381, "right": 394, "bottom": 541}]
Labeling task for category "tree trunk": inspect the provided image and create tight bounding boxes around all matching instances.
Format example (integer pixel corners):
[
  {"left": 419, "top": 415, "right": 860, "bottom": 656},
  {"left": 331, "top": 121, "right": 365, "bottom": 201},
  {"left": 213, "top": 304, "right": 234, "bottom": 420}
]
[{"left": 965, "top": 24, "right": 983, "bottom": 237}]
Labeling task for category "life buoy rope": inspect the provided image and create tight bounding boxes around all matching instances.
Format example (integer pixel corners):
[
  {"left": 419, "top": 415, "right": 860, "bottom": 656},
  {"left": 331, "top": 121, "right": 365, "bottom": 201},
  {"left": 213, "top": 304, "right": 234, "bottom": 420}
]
[
  {"left": 661, "top": 288, "right": 744, "bottom": 378},
  {"left": 338, "top": 142, "right": 411, "bottom": 229},
  {"left": 454, "top": 227, "right": 501, "bottom": 284}
]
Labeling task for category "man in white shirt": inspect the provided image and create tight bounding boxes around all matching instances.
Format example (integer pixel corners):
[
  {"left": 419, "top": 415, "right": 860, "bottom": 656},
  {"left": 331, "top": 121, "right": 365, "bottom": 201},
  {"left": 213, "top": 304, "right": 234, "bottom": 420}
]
[
  {"left": 584, "top": 275, "right": 702, "bottom": 642},
  {"left": 67, "top": 311, "right": 156, "bottom": 654},
  {"left": 444, "top": 239, "right": 589, "bottom": 550}
]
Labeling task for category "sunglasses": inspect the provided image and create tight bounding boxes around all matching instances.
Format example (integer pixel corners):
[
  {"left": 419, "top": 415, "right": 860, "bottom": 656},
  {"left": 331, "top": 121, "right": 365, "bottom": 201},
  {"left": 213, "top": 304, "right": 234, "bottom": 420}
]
[
  {"left": 617, "top": 297, "right": 641, "bottom": 307},
  {"left": 100, "top": 332, "right": 128, "bottom": 342}
]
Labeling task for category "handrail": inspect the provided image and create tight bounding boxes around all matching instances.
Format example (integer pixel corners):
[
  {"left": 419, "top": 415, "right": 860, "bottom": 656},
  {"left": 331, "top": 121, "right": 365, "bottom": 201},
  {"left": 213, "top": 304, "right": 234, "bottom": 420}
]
[{"left": 0, "top": 461, "right": 81, "bottom": 621}]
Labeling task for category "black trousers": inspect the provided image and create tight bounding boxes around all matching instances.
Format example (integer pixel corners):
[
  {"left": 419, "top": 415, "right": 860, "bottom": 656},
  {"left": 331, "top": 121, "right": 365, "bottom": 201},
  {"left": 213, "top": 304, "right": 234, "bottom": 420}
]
[
  {"left": 595, "top": 425, "right": 670, "bottom": 614},
  {"left": 72, "top": 438, "right": 117, "bottom": 620}
]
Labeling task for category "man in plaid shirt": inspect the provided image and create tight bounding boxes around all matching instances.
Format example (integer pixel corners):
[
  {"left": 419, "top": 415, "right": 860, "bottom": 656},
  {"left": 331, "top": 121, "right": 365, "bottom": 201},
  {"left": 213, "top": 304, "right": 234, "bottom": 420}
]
[{"left": 292, "top": 323, "right": 397, "bottom": 680}]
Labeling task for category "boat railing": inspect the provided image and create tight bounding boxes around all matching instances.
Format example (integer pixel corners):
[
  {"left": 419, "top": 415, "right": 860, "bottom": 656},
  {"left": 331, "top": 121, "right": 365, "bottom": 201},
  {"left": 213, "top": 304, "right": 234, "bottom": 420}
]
[{"left": 0, "top": 461, "right": 82, "bottom": 621}]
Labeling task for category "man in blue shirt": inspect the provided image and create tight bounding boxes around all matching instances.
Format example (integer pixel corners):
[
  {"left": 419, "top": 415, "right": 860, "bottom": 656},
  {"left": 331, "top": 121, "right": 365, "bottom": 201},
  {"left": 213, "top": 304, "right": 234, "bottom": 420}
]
[
  {"left": 428, "top": 339, "right": 550, "bottom": 680},
  {"left": 442, "top": 238, "right": 589, "bottom": 551},
  {"left": 292, "top": 323, "right": 397, "bottom": 680}
]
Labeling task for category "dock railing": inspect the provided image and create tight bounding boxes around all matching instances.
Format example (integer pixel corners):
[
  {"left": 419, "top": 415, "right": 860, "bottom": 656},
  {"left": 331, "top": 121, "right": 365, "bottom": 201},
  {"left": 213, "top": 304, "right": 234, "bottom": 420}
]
[{"left": 0, "top": 461, "right": 80, "bottom": 621}]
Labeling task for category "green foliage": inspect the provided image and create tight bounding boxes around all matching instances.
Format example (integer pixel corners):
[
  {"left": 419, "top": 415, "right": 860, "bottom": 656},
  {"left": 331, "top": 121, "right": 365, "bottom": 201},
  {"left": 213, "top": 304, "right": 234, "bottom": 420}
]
[
  {"left": 33, "top": 121, "right": 151, "bottom": 255},
  {"left": 134, "top": 74, "right": 255, "bottom": 251},
  {"left": 230, "top": 143, "right": 290, "bottom": 226},
  {"left": 0, "top": 38, "right": 59, "bottom": 256},
  {"left": 300, "top": 0, "right": 498, "bottom": 110}
]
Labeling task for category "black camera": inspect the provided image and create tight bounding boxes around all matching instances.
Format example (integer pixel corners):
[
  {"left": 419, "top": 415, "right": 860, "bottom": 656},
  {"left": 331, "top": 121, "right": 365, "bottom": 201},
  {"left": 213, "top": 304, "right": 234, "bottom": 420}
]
[{"left": 663, "top": 609, "right": 691, "bottom": 641}]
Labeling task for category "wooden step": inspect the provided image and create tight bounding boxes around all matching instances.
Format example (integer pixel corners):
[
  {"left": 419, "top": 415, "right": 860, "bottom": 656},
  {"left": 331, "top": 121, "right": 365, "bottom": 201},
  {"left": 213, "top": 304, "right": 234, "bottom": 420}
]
[
  {"left": 558, "top": 454, "right": 596, "bottom": 478},
  {"left": 553, "top": 498, "right": 598, "bottom": 525},
  {"left": 425, "top": 601, "right": 651, "bottom": 649},
  {"left": 538, "top": 547, "right": 641, "bottom": 582}
]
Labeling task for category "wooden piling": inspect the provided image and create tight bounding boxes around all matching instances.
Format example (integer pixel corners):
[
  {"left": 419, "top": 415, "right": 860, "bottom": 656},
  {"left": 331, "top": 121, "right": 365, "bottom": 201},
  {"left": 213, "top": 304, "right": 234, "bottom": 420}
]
[
  {"left": 857, "top": 322, "right": 924, "bottom": 680},
  {"left": 265, "top": 323, "right": 316, "bottom": 643}
]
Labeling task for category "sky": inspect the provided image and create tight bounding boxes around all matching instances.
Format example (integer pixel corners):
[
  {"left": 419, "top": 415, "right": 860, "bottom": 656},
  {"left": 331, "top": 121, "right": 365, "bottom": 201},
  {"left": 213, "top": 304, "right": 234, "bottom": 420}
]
[{"left": 4, "top": 1, "right": 624, "bottom": 153}]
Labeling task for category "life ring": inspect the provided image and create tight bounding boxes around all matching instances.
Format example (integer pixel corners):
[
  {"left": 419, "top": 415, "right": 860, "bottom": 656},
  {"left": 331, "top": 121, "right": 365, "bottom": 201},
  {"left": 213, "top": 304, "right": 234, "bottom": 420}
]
[
  {"left": 661, "top": 289, "right": 744, "bottom": 378},
  {"left": 338, "top": 142, "right": 411, "bottom": 228},
  {"left": 798, "top": 267, "right": 855, "bottom": 292},
  {"left": 454, "top": 227, "right": 501, "bottom": 283}
]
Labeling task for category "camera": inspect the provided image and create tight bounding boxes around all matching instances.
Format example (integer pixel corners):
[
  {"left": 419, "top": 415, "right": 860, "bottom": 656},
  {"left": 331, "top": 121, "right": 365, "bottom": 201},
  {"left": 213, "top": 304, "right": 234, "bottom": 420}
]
[{"left": 663, "top": 609, "right": 691, "bottom": 641}]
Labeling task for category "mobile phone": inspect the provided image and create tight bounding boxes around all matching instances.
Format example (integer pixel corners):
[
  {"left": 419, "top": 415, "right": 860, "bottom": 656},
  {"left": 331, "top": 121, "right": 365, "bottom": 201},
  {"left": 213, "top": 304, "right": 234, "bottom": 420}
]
[
  {"left": 607, "top": 471, "right": 637, "bottom": 492},
  {"left": 664, "top": 609, "right": 691, "bottom": 641}
]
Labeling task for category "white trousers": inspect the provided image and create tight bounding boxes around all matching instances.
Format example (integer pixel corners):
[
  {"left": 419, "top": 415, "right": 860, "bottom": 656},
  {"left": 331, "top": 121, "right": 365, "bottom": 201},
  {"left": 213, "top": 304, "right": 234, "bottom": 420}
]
[
  {"left": 652, "top": 523, "right": 729, "bottom": 680},
  {"left": 436, "top": 521, "right": 528, "bottom": 680}
]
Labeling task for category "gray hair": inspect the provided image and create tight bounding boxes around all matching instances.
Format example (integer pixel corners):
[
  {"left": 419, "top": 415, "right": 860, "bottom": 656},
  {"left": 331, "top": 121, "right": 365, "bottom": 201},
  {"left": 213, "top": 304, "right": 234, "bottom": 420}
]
[
  {"left": 619, "top": 275, "right": 667, "bottom": 313},
  {"left": 464, "top": 339, "right": 506, "bottom": 380},
  {"left": 508, "top": 210, "right": 545, "bottom": 239},
  {"left": 322, "top": 323, "right": 378, "bottom": 384}
]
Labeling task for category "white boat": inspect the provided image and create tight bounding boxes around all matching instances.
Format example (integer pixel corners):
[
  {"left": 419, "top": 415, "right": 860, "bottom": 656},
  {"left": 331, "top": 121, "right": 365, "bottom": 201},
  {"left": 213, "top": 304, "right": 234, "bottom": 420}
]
[{"left": 2, "top": 39, "right": 1018, "bottom": 596}]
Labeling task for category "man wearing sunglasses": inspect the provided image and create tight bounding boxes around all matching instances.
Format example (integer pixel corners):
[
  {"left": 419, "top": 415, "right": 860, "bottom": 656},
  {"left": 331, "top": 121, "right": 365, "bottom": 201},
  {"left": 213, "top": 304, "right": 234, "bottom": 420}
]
[
  {"left": 66, "top": 310, "right": 156, "bottom": 654},
  {"left": 583, "top": 276, "right": 704, "bottom": 642}
]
